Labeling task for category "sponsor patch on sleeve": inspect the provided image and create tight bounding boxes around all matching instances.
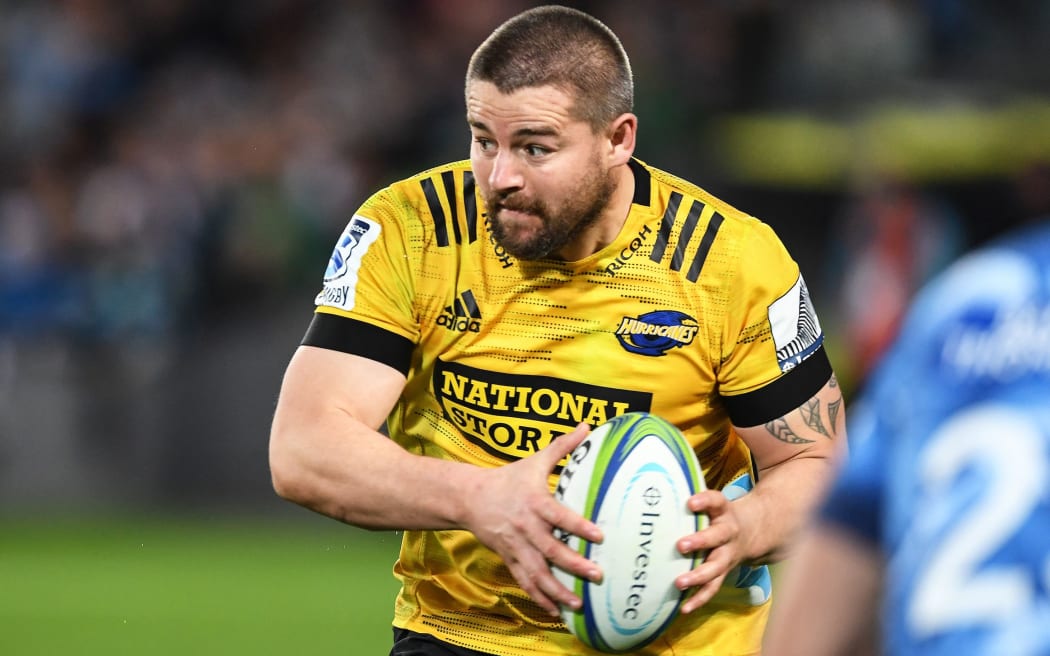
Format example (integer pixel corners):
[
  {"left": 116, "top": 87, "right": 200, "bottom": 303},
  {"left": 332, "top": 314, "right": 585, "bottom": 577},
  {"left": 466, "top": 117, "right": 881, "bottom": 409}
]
[
  {"left": 768, "top": 274, "right": 824, "bottom": 372},
  {"left": 315, "top": 215, "right": 381, "bottom": 311}
]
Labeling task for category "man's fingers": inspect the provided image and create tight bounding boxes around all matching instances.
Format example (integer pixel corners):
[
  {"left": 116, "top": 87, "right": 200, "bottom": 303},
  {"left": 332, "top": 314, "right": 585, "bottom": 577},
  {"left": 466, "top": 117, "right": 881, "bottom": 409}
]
[
  {"left": 678, "top": 573, "right": 727, "bottom": 614},
  {"left": 544, "top": 422, "right": 591, "bottom": 467},
  {"left": 508, "top": 543, "right": 585, "bottom": 617},
  {"left": 543, "top": 497, "right": 604, "bottom": 544},
  {"left": 676, "top": 519, "right": 734, "bottom": 555},
  {"left": 687, "top": 489, "right": 729, "bottom": 514},
  {"left": 541, "top": 528, "right": 603, "bottom": 583},
  {"left": 508, "top": 561, "right": 563, "bottom": 616}
]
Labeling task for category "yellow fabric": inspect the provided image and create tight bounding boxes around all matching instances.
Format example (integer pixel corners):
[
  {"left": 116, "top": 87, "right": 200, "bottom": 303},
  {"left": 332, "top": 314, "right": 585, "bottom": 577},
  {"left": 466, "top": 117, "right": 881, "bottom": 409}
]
[{"left": 315, "top": 159, "right": 804, "bottom": 655}]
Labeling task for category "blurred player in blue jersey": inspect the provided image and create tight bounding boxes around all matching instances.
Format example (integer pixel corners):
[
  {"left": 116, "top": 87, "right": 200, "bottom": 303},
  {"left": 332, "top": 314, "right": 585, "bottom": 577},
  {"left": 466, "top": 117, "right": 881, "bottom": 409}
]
[{"left": 763, "top": 219, "right": 1050, "bottom": 656}]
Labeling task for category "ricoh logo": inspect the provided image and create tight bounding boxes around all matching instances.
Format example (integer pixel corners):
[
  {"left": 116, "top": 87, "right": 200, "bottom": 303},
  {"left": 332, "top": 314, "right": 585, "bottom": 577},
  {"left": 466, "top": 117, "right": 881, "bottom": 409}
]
[
  {"left": 485, "top": 217, "right": 515, "bottom": 269},
  {"left": 438, "top": 289, "right": 482, "bottom": 333},
  {"left": 615, "top": 310, "right": 699, "bottom": 356},
  {"left": 604, "top": 224, "right": 653, "bottom": 275}
]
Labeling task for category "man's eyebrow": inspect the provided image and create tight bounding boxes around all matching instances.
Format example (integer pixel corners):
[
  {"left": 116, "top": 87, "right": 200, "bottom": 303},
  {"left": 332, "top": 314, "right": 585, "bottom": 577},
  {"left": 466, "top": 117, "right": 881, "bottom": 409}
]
[
  {"left": 467, "top": 120, "right": 560, "bottom": 139},
  {"left": 514, "top": 126, "right": 558, "bottom": 138}
]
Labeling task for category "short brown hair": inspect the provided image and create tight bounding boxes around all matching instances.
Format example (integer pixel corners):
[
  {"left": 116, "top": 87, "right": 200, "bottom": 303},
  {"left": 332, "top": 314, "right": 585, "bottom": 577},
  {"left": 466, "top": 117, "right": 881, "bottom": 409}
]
[{"left": 466, "top": 5, "right": 633, "bottom": 131}]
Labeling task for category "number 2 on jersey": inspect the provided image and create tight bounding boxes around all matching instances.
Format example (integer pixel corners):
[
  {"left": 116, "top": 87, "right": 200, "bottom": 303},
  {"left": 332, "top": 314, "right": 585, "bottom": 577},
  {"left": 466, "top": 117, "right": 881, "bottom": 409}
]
[{"left": 908, "top": 404, "right": 1048, "bottom": 637}]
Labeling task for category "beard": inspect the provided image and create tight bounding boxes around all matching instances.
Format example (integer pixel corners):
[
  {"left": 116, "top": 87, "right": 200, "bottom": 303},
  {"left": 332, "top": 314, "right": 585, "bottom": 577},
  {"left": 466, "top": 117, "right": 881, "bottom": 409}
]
[{"left": 484, "top": 159, "right": 617, "bottom": 261}]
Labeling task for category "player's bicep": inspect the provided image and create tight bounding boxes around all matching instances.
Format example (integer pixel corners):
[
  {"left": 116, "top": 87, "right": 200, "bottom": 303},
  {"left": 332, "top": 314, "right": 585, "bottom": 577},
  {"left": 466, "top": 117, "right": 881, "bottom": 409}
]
[
  {"left": 275, "top": 344, "right": 406, "bottom": 432},
  {"left": 734, "top": 374, "right": 846, "bottom": 471}
]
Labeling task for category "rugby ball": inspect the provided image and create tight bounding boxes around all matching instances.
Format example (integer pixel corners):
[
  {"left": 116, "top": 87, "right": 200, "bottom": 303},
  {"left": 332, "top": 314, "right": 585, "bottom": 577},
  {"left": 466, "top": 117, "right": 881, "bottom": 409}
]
[{"left": 552, "top": 412, "right": 707, "bottom": 653}]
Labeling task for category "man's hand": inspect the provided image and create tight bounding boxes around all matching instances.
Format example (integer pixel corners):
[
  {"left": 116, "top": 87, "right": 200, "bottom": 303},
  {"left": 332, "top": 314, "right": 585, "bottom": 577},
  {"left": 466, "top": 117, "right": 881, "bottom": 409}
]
[
  {"left": 463, "top": 423, "right": 605, "bottom": 617},
  {"left": 673, "top": 490, "right": 742, "bottom": 614}
]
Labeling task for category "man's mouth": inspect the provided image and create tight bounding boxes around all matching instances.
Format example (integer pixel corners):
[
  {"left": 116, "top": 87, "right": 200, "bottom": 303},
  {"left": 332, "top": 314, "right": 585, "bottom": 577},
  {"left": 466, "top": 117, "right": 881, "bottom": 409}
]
[{"left": 496, "top": 201, "right": 537, "bottom": 216}]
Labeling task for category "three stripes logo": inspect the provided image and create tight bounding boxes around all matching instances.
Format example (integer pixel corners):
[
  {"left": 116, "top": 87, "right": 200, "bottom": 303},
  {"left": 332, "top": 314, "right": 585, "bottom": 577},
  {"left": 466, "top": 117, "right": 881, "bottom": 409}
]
[
  {"left": 438, "top": 289, "right": 483, "bottom": 333},
  {"left": 649, "top": 191, "right": 724, "bottom": 283},
  {"left": 420, "top": 170, "right": 478, "bottom": 247}
]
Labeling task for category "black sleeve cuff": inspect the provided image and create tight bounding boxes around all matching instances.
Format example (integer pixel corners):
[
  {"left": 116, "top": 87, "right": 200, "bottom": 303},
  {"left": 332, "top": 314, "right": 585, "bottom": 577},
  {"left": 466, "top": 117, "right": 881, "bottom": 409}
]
[
  {"left": 721, "top": 345, "right": 833, "bottom": 427},
  {"left": 301, "top": 312, "right": 414, "bottom": 376}
]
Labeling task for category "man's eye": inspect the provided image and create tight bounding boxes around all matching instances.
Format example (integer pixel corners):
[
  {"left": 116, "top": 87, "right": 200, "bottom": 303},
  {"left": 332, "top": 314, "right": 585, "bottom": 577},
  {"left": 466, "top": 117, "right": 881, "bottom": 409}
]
[
  {"left": 524, "top": 145, "right": 549, "bottom": 157},
  {"left": 474, "top": 137, "right": 494, "bottom": 150}
]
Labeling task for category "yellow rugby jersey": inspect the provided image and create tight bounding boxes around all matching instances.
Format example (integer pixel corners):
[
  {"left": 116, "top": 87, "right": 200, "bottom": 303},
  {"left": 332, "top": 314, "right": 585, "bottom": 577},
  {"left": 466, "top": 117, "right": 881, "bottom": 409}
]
[{"left": 305, "top": 158, "right": 830, "bottom": 656}]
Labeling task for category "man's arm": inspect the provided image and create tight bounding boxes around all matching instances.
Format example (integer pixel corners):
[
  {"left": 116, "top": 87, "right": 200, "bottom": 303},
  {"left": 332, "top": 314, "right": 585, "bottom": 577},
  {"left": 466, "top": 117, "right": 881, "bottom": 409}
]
[
  {"left": 269, "top": 345, "right": 472, "bottom": 529},
  {"left": 675, "top": 374, "right": 846, "bottom": 613},
  {"left": 268, "top": 344, "right": 603, "bottom": 615},
  {"left": 728, "top": 373, "right": 847, "bottom": 563},
  {"left": 763, "top": 523, "right": 882, "bottom": 656}
]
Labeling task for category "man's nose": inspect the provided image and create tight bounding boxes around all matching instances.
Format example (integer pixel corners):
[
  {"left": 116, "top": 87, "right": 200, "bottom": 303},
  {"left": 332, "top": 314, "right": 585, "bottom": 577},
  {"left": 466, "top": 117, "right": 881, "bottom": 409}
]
[{"left": 488, "top": 150, "right": 524, "bottom": 193}]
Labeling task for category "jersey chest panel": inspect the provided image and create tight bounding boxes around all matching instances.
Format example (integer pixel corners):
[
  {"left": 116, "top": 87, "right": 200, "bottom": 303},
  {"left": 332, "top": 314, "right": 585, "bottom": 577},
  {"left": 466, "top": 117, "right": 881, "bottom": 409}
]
[{"left": 402, "top": 228, "right": 724, "bottom": 468}]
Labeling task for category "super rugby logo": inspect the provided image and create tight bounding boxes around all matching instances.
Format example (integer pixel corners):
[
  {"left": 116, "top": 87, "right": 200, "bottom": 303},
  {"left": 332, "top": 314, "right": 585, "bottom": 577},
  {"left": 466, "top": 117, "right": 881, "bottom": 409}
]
[
  {"left": 433, "top": 360, "right": 651, "bottom": 462},
  {"left": 615, "top": 310, "right": 699, "bottom": 356},
  {"left": 324, "top": 216, "right": 377, "bottom": 282},
  {"left": 316, "top": 215, "right": 381, "bottom": 311}
]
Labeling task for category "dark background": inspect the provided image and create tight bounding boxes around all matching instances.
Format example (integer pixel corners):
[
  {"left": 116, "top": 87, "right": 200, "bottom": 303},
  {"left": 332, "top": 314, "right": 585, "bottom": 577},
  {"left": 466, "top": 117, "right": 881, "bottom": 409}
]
[{"left": 3, "top": 0, "right": 1050, "bottom": 514}]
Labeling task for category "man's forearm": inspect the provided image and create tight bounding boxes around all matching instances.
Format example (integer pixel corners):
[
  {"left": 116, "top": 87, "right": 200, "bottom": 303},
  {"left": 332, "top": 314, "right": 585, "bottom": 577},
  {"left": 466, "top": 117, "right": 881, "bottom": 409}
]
[
  {"left": 732, "top": 454, "right": 837, "bottom": 564},
  {"left": 270, "top": 411, "right": 481, "bottom": 531}
]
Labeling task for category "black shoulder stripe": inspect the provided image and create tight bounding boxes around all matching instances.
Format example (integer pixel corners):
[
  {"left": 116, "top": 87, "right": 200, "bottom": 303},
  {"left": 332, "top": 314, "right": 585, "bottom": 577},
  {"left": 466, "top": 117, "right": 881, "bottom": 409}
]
[
  {"left": 686, "top": 212, "right": 723, "bottom": 283},
  {"left": 671, "top": 199, "right": 704, "bottom": 272},
  {"left": 650, "top": 193, "right": 724, "bottom": 284},
  {"left": 420, "top": 177, "right": 449, "bottom": 247},
  {"left": 463, "top": 171, "right": 478, "bottom": 243},
  {"left": 721, "top": 346, "right": 832, "bottom": 428},
  {"left": 441, "top": 170, "right": 462, "bottom": 246},
  {"left": 422, "top": 171, "right": 478, "bottom": 246},
  {"left": 628, "top": 158, "right": 651, "bottom": 206},
  {"left": 650, "top": 191, "right": 682, "bottom": 264},
  {"left": 302, "top": 313, "right": 413, "bottom": 376}
]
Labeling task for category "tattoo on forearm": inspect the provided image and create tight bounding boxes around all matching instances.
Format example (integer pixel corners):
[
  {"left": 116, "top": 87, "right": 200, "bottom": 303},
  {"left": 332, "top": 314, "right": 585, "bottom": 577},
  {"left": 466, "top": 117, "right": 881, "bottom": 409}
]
[
  {"left": 801, "top": 399, "right": 831, "bottom": 438},
  {"left": 764, "top": 418, "right": 815, "bottom": 444},
  {"left": 828, "top": 398, "right": 842, "bottom": 433},
  {"left": 829, "top": 374, "right": 839, "bottom": 388}
]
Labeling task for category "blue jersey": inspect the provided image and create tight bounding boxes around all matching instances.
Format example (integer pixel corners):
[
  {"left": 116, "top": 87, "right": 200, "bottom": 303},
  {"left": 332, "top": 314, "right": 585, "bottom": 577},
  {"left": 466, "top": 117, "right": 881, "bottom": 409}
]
[{"left": 821, "top": 221, "right": 1050, "bottom": 655}]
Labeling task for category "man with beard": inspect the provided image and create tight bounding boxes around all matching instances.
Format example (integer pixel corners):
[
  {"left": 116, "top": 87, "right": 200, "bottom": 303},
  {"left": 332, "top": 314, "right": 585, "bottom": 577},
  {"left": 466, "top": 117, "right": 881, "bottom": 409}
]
[{"left": 269, "top": 6, "right": 846, "bottom": 656}]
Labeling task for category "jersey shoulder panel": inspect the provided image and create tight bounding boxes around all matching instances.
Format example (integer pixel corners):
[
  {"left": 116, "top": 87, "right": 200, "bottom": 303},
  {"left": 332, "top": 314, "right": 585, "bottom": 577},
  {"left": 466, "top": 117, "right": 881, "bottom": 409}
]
[
  {"left": 313, "top": 161, "right": 479, "bottom": 343},
  {"left": 640, "top": 162, "right": 823, "bottom": 399},
  {"left": 641, "top": 163, "right": 767, "bottom": 286},
  {"left": 388, "top": 159, "right": 482, "bottom": 250}
]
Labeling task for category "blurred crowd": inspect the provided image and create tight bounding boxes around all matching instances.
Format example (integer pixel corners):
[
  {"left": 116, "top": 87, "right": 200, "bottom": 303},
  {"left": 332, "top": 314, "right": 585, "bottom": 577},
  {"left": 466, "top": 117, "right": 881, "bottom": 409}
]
[
  {"left": 2, "top": 0, "right": 1050, "bottom": 506},
  {"left": 3, "top": 0, "right": 1050, "bottom": 346}
]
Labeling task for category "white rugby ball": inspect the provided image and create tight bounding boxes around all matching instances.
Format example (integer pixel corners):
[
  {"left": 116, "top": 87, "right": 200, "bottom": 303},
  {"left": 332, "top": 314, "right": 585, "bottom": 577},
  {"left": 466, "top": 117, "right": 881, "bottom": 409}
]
[{"left": 552, "top": 411, "right": 707, "bottom": 653}]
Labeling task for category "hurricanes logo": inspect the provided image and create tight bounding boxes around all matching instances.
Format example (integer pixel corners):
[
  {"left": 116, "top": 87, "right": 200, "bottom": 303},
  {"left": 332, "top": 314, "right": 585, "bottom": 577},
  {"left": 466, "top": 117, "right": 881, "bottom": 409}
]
[
  {"left": 438, "top": 289, "right": 482, "bottom": 333},
  {"left": 615, "top": 310, "right": 699, "bottom": 356}
]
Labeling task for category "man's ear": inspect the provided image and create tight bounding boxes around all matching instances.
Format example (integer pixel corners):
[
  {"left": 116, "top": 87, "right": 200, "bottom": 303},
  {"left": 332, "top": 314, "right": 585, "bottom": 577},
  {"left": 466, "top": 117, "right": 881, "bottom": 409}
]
[{"left": 606, "top": 113, "right": 637, "bottom": 167}]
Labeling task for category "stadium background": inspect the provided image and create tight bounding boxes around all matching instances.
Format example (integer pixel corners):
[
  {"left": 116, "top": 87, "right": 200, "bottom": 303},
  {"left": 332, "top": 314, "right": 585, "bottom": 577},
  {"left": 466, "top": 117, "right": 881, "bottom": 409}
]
[{"left": 2, "top": 0, "right": 1049, "bottom": 653}]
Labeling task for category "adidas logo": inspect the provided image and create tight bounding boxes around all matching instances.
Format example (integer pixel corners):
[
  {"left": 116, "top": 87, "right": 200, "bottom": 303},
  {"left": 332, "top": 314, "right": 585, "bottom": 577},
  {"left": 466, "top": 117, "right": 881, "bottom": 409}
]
[{"left": 437, "top": 289, "right": 482, "bottom": 333}]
